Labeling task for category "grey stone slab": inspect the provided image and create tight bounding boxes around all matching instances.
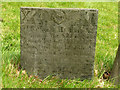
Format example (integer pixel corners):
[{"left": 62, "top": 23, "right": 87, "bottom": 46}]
[{"left": 20, "top": 7, "right": 98, "bottom": 80}]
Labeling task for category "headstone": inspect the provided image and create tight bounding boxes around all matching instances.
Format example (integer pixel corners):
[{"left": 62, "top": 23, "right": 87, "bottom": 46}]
[{"left": 20, "top": 7, "right": 98, "bottom": 80}]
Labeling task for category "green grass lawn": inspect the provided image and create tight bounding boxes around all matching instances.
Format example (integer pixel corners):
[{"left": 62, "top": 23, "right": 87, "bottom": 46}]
[{"left": 1, "top": 2, "right": 119, "bottom": 88}]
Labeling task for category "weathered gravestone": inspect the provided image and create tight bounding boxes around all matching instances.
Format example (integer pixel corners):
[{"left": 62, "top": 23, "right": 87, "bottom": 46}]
[{"left": 20, "top": 7, "right": 98, "bottom": 80}]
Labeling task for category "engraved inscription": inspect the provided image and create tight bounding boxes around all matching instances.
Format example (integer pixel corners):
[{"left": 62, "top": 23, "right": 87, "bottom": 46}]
[
  {"left": 51, "top": 10, "right": 66, "bottom": 24},
  {"left": 20, "top": 8, "right": 98, "bottom": 80}
]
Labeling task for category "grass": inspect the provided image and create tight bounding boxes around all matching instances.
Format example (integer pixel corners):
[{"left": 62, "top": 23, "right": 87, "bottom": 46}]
[{"left": 1, "top": 2, "right": 119, "bottom": 88}]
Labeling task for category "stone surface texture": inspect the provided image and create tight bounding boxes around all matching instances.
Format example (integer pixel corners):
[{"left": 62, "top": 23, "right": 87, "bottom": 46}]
[{"left": 20, "top": 7, "right": 98, "bottom": 80}]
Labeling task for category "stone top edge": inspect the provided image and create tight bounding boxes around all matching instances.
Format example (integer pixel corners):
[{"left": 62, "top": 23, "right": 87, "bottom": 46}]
[{"left": 20, "top": 7, "right": 98, "bottom": 11}]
